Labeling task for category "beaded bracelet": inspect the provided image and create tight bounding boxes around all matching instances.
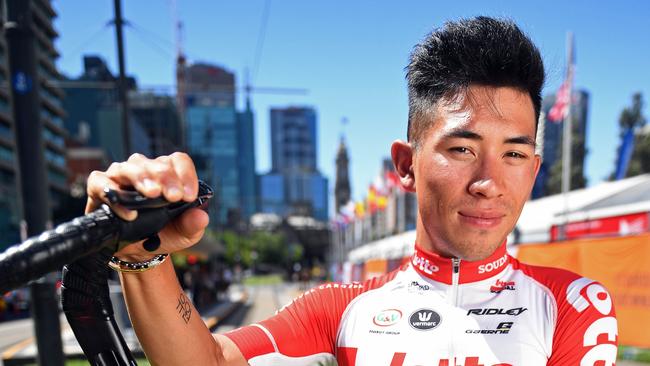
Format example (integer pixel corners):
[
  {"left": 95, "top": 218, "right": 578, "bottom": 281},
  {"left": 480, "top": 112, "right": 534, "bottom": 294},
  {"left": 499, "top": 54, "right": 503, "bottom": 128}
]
[{"left": 108, "top": 253, "right": 169, "bottom": 273}]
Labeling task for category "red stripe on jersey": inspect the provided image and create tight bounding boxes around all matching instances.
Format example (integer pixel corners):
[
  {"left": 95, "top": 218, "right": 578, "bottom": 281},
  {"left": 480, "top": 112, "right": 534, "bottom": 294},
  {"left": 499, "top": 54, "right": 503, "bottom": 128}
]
[
  {"left": 337, "top": 346, "right": 357, "bottom": 366},
  {"left": 389, "top": 352, "right": 406, "bottom": 366},
  {"left": 511, "top": 258, "right": 618, "bottom": 365},
  {"left": 224, "top": 325, "right": 275, "bottom": 360},
  {"left": 226, "top": 267, "right": 405, "bottom": 361}
]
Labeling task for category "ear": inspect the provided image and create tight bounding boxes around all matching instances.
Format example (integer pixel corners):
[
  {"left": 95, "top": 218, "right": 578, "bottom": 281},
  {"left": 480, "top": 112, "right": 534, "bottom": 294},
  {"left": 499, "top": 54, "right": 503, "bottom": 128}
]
[
  {"left": 391, "top": 140, "right": 416, "bottom": 192},
  {"left": 533, "top": 154, "right": 541, "bottom": 179}
]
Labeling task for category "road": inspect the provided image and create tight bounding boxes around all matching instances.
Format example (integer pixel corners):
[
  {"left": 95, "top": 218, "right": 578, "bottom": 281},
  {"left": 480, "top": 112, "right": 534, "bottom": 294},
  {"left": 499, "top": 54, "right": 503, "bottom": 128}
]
[{"left": 214, "top": 281, "right": 303, "bottom": 334}]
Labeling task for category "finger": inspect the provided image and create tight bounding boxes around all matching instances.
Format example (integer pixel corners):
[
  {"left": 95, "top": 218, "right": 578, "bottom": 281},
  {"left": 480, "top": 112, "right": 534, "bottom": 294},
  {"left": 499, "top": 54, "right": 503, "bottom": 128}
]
[
  {"left": 169, "top": 152, "right": 198, "bottom": 202},
  {"left": 106, "top": 161, "right": 163, "bottom": 198},
  {"left": 85, "top": 170, "right": 138, "bottom": 221},
  {"left": 148, "top": 156, "right": 184, "bottom": 202}
]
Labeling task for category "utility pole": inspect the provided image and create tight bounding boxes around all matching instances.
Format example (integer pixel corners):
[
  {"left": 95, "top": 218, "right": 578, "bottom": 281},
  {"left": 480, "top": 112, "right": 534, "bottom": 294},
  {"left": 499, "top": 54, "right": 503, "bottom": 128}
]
[
  {"left": 113, "top": 0, "right": 131, "bottom": 158},
  {"left": 3, "top": 0, "right": 64, "bottom": 364}
]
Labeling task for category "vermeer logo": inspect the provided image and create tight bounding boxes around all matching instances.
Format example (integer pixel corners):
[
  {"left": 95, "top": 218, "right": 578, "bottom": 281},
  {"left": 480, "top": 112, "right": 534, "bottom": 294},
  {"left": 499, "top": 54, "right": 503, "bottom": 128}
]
[
  {"left": 373, "top": 309, "right": 402, "bottom": 327},
  {"left": 408, "top": 309, "right": 441, "bottom": 330}
]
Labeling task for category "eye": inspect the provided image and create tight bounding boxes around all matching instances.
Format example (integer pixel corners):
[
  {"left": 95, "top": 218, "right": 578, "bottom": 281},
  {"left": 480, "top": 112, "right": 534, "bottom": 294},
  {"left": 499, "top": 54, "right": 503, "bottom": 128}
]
[
  {"left": 450, "top": 147, "right": 472, "bottom": 154},
  {"left": 504, "top": 151, "right": 526, "bottom": 159}
]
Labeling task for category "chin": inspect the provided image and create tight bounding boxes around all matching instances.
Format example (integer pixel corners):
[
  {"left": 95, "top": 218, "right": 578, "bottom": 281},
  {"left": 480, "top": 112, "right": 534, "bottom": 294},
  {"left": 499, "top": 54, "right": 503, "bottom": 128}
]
[{"left": 452, "top": 236, "right": 503, "bottom": 261}]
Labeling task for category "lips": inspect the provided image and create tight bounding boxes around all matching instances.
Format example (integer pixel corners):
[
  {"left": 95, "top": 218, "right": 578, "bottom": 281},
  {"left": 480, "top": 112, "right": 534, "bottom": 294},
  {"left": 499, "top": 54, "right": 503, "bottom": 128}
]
[{"left": 458, "top": 211, "right": 505, "bottom": 229}]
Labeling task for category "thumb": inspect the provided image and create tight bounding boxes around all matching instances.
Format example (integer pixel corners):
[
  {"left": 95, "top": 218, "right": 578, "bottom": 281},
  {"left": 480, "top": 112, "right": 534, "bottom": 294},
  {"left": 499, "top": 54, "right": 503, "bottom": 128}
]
[{"left": 174, "top": 208, "right": 210, "bottom": 244}]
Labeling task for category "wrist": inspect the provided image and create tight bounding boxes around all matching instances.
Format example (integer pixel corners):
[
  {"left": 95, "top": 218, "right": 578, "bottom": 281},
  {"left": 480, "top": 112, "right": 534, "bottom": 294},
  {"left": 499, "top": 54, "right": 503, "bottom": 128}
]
[{"left": 109, "top": 253, "right": 169, "bottom": 273}]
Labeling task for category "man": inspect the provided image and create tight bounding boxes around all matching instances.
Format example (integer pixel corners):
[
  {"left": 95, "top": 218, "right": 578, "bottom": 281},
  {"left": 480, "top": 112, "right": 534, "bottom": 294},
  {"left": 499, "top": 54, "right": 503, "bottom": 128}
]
[{"left": 86, "top": 17, "right": 618, "bottom": 365}]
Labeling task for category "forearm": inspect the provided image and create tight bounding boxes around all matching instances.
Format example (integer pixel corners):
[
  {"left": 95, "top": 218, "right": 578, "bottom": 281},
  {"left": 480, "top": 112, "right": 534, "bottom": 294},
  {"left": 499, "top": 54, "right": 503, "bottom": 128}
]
[{"left": 119, "top": 259, "right": 225, "bottom": 365}]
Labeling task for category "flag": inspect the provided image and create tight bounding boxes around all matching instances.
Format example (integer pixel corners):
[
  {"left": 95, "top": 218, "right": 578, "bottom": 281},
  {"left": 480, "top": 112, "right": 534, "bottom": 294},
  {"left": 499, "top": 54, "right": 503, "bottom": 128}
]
[
  {"left": 548, "top": 35, "right": 575, "bottom": 123},
  {"left": 614, "top": 128, "right": 636, "bottom": 180}
]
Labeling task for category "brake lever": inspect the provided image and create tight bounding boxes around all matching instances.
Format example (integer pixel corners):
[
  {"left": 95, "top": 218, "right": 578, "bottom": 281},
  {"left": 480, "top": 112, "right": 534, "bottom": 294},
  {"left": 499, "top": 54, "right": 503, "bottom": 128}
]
[{"left": 105, "top": 180, "right": 213, "bottom": 253}]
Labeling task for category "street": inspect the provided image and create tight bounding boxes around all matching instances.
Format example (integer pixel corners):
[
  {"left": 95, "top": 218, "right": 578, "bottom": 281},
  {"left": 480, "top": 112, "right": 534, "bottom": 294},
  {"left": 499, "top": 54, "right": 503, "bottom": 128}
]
[
  {"left": 0, "top": 318, "right": 33, "bottom": 360},
  {"left": 213, "top": 281, "right": 304, "bottom": 334}
]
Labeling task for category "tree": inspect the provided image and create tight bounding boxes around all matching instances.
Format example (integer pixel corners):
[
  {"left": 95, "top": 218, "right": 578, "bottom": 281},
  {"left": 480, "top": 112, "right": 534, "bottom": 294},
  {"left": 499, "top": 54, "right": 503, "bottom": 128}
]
[
  {"left": 626, "top": 131, "right": 650, "bottom": 177},
  {"left": 218, "top": 230, "right": 303, "bottom": 270}
]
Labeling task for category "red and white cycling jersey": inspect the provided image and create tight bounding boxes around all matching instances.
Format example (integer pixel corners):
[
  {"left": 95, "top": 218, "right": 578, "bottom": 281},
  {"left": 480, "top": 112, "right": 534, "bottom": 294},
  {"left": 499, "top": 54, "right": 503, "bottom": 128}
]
[{"left": 226, "top": 244, "right": 618, "bottom": 365}]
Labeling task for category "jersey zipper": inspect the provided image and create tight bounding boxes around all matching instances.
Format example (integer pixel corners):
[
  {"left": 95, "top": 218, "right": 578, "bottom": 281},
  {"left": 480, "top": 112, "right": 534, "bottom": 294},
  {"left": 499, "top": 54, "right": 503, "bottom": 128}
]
[
  {"left": 449, "top": 258, "right": 461, "bottom": 362},
  {"left": 451, "top": 258, "right": 460, "bottom": 306}
]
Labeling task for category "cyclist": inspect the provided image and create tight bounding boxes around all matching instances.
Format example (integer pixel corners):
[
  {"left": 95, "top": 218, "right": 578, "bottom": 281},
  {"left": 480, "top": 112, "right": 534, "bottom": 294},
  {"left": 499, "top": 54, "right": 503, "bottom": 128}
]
[{"left": 86, "top": 16, "right": 617, "bottom": 365}]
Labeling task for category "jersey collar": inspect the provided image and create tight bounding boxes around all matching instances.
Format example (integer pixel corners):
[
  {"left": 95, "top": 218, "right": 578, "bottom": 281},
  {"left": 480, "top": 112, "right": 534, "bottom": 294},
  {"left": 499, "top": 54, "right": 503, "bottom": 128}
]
[{"left": 411, "top": 243, "right": 510, "bottom": 285}]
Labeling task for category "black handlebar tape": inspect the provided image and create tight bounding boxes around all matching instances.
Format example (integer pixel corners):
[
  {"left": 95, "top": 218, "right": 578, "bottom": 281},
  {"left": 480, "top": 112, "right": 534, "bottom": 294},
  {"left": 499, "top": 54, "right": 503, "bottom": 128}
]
[
  {"left": 62, "top": 247, "right": 137, "bottom": 366},
  {"left": 0, "top": 205, "right": 120, "bottom": 293}
]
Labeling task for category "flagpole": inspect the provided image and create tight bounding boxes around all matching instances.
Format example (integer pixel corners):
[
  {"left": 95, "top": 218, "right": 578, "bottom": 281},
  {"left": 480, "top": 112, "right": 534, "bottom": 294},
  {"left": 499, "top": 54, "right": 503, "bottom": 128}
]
[{"left": 561, "top": 32, "right": 574, "bottom": 238}]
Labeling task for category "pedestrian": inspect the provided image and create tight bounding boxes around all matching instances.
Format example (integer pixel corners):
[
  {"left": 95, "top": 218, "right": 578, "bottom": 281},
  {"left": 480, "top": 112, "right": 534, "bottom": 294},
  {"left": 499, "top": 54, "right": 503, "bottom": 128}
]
[{"left": 85, "top": 16, "right": 617, "bottom": 365}]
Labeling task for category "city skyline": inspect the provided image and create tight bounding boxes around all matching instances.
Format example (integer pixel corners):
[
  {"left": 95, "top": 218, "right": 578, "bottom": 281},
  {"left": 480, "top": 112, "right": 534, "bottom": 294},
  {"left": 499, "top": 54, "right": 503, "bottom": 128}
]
[{"left": 53, "top": 1, "right": 650, "bottom": 206}]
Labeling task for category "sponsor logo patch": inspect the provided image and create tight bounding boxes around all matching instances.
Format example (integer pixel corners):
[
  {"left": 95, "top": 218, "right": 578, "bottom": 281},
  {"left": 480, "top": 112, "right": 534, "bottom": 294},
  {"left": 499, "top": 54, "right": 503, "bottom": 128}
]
[
  {"left": 465, "top": 322, "right": 513, "bottom": 335},
  {"left": 408, "top": 309, "right": 441, "bottom": 330},
  {"left": 490, "top": 279, "right": 516, "bottom": 293},
  {"left": 478, "top": 254, "right": 509, "bottom": 274},
  {"left": 466, "top": 307, "right": 528, "bottom": 316},
  {"left": 373, "top": 309, "right": 402, "bottom": 327},
  {"left": 412, "top": 254, "right": 439, "bottom": 275},
  {"left": 408, "top": 281, "right": 432, "bottom": 293}
]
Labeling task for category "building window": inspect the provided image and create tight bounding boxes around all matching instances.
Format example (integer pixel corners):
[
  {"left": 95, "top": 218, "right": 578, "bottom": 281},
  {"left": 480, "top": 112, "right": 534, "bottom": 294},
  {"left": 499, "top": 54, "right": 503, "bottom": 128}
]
[{"left": 0, "top": 145, "right": 13, "bottom": 164}]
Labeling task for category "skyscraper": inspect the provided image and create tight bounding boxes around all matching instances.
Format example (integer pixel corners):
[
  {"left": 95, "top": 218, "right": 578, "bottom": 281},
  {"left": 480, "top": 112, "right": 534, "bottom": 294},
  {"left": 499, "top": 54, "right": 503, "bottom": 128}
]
[
  {"left": 532, "top": 89, "right": 589, "bottom": 199},
  {"left": 260, "top": 106, "right": 329, "bottom": 221},
  {"left": 237, "top": 99, "right": 257, "bottom": 220},
  {"left": 130, "top": 91, "right": 184, "bottom": 156},
  {"left": 0, "top": 0, "right": 68, "bottom": 246},
  {"left": 62, "top": 55, "right": 152, "bottom": 162},
  {"left": 184, "top": 63, "right": 257, "bottom": 226},
  {"left": 335, "top": 136, "right": 351, "bottom": 213}
]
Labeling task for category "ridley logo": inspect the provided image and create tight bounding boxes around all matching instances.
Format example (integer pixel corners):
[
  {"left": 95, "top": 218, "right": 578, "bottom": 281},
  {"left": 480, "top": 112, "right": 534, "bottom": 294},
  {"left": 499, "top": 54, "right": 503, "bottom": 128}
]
[
  {"left": 373, "top": 309, "right": 402, "bottom": 327},
  {"left": 490, "top": 279, "right": 515, "bottom": 293},
  {"left": 409, "top": 309, "right": 441, "bottom": 330},
  {"left": 478, "top": 254, "right": 508, "bottom": 274},
  {"left": 467, "top": 307, "right": 528, "bottom": 316},
  {"left": 412, "top": 254, "right": 439, "bottom": 275}
]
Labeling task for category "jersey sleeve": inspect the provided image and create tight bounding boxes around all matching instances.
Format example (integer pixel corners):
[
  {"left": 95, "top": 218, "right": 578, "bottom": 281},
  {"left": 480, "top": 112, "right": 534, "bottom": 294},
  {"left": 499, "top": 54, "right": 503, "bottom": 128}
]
[
  {"left": 224, "top": 282, "right": 364, "bottom": 365},
  {"left": 546, "top": 276, "right": 618, "bottom": 365}
]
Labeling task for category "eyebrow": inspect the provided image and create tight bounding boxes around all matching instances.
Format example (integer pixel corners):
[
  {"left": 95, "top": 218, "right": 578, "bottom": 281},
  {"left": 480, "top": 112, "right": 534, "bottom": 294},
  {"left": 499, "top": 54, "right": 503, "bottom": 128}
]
[{"left": 443, "top": 129, "right": 536, "bottom": 147}]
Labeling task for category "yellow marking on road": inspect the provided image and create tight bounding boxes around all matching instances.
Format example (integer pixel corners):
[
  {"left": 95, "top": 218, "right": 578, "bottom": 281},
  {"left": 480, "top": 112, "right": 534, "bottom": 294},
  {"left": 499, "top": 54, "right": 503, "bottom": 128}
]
[
  {"left": 204, "top": 317, "right": 220, "bottom": 329},
  {"left": 2, "top": 337, "right": 34, "bottom": 359}
]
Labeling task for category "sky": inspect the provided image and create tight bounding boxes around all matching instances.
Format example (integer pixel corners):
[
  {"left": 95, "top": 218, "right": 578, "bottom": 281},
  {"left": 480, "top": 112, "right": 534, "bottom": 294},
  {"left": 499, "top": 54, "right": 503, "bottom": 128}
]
[{"left": 53, "top": 0, "right": 650, "bottom": 210}]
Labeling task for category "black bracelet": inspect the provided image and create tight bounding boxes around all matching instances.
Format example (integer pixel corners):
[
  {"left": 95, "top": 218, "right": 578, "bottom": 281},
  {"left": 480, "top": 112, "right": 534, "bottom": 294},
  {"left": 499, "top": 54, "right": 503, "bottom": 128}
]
[{"left": 108, "top": 253, "right": 169, "bottom": 273}]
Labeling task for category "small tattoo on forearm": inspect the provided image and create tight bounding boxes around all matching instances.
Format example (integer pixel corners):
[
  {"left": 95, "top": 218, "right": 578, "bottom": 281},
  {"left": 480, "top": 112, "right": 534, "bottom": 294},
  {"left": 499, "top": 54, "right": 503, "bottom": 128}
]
[{"left": 176, "top": 292, "right": 192, "bottom": 324}]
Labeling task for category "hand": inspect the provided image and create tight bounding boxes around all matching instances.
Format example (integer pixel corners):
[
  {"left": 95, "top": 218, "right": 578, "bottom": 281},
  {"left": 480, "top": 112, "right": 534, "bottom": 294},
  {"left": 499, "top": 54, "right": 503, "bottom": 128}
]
[{"left": 85, "top": 152, "right": 210, "bottom": 261}]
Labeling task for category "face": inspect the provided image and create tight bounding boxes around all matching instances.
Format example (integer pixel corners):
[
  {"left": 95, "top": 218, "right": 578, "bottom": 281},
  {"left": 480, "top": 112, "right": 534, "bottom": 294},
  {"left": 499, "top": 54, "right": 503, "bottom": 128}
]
[{"left": 392, "top": 86, "right": 541, "bottom": 261}]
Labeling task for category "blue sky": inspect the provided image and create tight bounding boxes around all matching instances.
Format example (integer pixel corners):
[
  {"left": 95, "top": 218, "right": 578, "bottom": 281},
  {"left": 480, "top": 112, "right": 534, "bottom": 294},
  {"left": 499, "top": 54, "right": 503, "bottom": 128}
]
[{"left": 54, "top": 0, "right": 650, "bottom": 206}]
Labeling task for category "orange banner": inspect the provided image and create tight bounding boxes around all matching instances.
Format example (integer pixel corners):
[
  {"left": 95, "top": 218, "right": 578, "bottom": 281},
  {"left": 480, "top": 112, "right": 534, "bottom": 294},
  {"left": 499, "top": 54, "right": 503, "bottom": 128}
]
[
  {"left": 364, "top": 258, "right": 388, "bottom": 281},
  {"left": 517, "top": 233, "right": 650, "bottom": 347}
]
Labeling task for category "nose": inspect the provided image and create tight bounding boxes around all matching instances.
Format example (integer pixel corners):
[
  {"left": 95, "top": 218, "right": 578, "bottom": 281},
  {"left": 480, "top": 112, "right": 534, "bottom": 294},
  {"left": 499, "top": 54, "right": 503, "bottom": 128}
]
[{"left": 468, "top": 157, "right": 504, "bottom": 199}]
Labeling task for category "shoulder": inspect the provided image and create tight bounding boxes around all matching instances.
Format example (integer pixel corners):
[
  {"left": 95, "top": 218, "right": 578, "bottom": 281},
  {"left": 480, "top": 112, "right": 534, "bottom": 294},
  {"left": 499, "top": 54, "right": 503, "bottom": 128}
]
[
  {"left": 511, "top": 257, "right": 614, "bottom": 316},
  {"left": 511, "top": 257, "right": 618, "bottom": 365}
]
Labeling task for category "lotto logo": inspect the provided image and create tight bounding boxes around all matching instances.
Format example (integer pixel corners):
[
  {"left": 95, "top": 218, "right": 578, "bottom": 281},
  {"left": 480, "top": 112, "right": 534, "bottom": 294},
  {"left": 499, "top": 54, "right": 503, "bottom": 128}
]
[
  {"left": 566, "top": 278, "right": 618, "bottom": 365},
  {"left": 389, "top": 353, "right": 512, "bottom": 366},
  {"left": 412, "top": 254, "right": 439, "bottom": 275}
]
